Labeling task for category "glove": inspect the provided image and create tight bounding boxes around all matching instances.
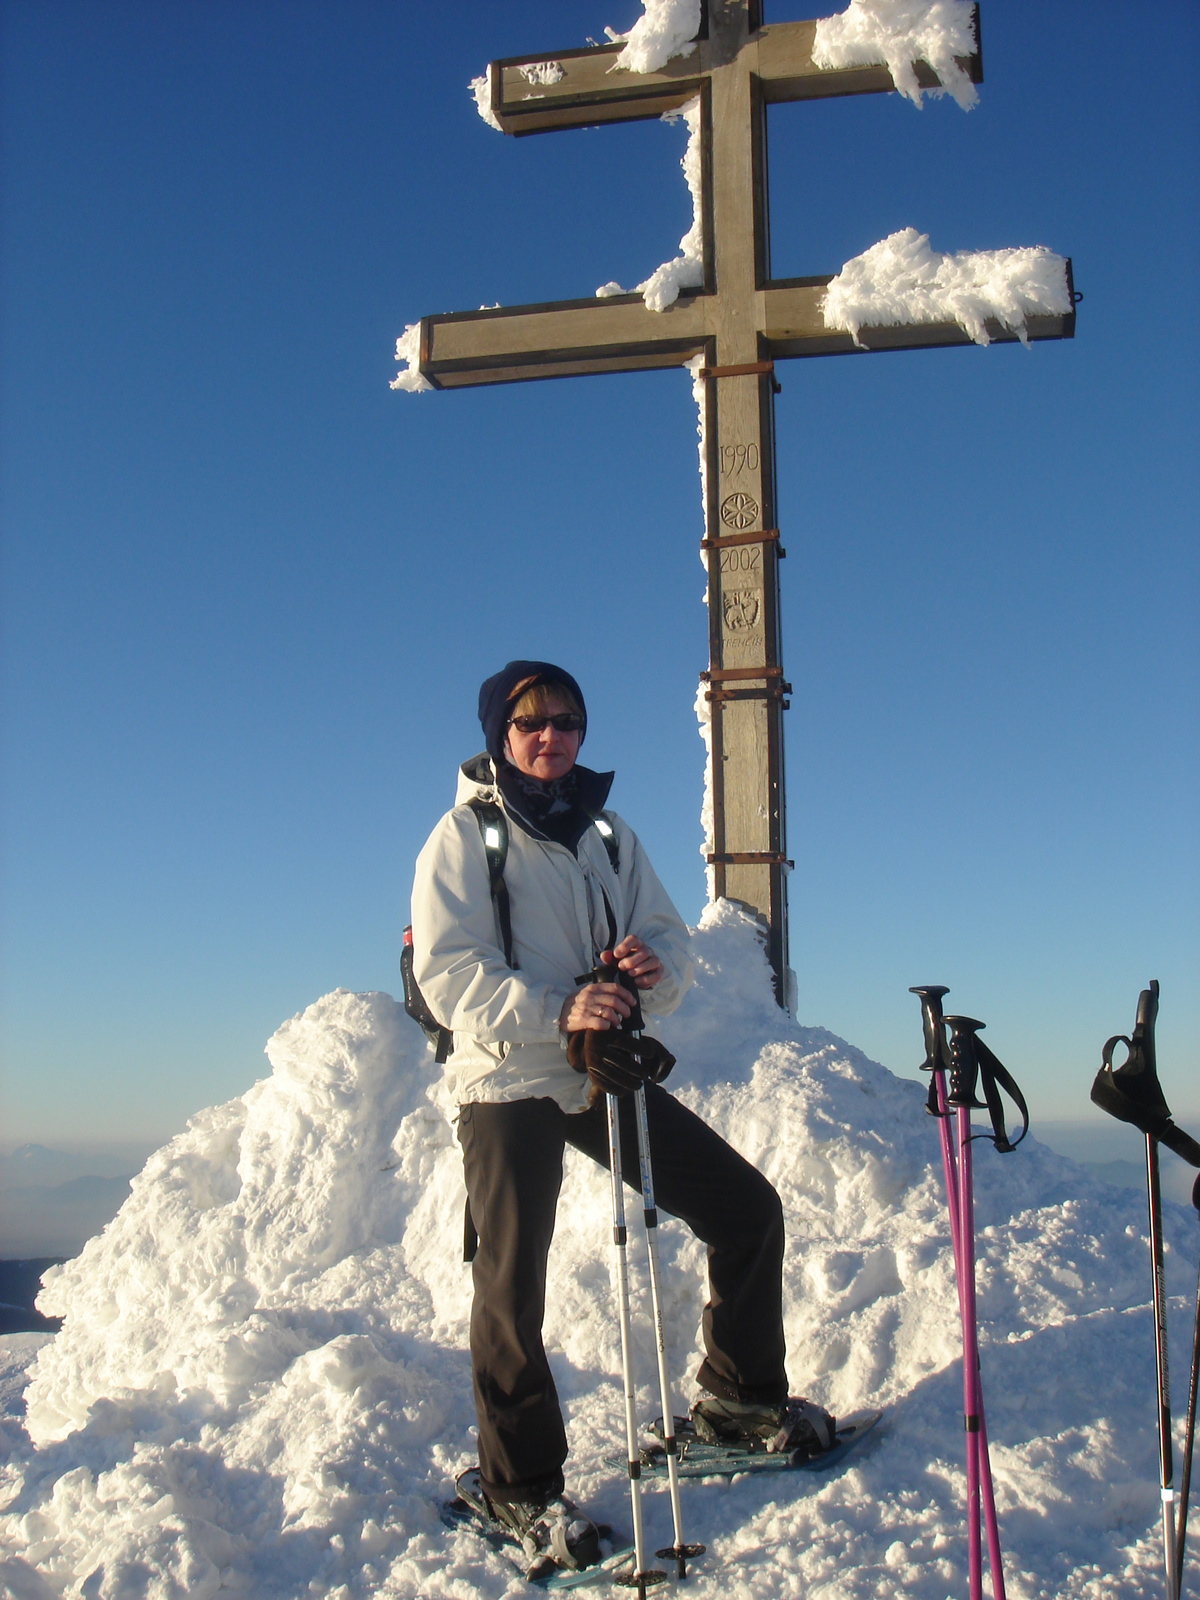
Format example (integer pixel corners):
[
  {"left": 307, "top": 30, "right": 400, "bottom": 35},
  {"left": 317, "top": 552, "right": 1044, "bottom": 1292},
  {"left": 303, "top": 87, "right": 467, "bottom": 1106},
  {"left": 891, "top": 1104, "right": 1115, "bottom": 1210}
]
[
  {"left": 566, "top": 1028, "right": 676, "bottom": 1104},
  {"left": 566, "top": 963, "right": 675, "bottom": 1104}
]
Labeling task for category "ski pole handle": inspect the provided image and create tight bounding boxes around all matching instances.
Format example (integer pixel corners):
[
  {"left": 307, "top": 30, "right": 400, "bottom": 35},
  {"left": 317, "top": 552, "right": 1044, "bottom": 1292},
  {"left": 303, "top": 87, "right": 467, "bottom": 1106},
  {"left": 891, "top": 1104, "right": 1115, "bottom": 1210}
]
[
  {"left": 910, "top": 986, "right": 952, "bottom": 1120},
  {"left": 944, "top": 1017, "right": 989, "bottom": 1111},
  {"left": 910, "top": 985, "right": 950, "bottom": 1069}
]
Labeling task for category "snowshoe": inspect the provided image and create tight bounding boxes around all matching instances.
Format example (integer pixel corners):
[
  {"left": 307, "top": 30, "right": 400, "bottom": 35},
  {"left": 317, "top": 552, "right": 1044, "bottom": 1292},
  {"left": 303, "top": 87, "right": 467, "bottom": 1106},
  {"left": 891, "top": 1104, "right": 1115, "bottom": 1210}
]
[
  {"left": 623, "top": 1405, "right": 882, "bottom": 1479},
  {"left": 691, "top": 1394, "right": 836, "bottom": 1457},
  {"left": 445, "top": 1467, "right": 633, "bottom": 1590}
]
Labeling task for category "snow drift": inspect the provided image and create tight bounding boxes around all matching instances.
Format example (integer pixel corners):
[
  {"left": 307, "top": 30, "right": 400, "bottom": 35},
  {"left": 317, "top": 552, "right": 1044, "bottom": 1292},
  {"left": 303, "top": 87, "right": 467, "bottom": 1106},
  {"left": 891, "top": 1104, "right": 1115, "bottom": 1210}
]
[{"left": 1, "top": 904, "right": 1196, "bottom": 1598}]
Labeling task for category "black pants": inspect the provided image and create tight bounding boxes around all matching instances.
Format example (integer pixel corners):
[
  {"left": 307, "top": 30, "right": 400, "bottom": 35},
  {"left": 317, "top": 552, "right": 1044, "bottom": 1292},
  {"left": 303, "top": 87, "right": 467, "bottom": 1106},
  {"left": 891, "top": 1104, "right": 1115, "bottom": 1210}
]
[{"left": 457, "top": 1084, "right": 787, "bottom": 1504}]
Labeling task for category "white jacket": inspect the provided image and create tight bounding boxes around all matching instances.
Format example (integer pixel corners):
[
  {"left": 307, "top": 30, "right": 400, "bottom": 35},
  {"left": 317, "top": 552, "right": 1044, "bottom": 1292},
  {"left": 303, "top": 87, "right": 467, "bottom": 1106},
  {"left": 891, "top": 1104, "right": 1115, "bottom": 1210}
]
[{"left": 410, "top": 756, "right": 694, "bottom": 1111}]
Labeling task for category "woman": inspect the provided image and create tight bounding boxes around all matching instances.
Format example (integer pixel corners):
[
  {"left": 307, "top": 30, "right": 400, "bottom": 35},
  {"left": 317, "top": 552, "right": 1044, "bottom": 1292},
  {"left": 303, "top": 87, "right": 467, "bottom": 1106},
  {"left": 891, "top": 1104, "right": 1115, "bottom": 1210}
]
[{"left": 411, "top": 660, "right": 831, "bottom": 1573}]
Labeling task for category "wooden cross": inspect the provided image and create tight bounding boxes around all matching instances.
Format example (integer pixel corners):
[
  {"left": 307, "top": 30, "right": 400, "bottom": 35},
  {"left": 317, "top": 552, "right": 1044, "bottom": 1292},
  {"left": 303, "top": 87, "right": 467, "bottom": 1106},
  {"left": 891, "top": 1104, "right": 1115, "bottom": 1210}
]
[{"left": 411, "top": 3, "right": 1074, "bottom": 1004}]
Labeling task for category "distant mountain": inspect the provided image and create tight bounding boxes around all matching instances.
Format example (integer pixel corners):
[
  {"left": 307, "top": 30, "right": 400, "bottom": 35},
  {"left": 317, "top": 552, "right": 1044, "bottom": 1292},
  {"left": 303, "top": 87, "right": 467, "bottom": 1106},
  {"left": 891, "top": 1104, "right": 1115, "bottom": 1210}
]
[{"left": 0, "top": 1144, "right": 148, "bottom": 1189}]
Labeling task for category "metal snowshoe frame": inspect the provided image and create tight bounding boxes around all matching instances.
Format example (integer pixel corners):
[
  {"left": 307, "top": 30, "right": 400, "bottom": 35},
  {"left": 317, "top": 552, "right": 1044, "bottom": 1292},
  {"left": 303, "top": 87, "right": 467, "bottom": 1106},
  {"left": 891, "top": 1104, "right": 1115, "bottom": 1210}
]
[
  {"left": 912, "top": 986, "right": 1028, "bottom": 1600},
  {"left": 1091, "top": 981, "right": 1200, "bottom": 1600}
]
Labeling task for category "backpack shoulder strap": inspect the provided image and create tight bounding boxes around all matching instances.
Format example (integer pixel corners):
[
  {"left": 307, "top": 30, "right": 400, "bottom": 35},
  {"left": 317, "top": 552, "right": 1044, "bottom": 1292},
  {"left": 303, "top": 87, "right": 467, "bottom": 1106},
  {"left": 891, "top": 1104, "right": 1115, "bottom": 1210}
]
[
  {"left": 466, "top": 797, "right": 514, "bottom": 968},
  {"left": 593, "top": 812, "right": 620, "bottom": 876}
]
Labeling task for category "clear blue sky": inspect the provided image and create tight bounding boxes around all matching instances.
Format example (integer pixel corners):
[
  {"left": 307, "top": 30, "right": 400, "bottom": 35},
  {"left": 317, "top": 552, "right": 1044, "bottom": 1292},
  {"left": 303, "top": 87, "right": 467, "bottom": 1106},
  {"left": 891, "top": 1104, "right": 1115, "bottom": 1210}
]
[{"left": 2, "top": 0, "right": 1196, "bottom": 1152}]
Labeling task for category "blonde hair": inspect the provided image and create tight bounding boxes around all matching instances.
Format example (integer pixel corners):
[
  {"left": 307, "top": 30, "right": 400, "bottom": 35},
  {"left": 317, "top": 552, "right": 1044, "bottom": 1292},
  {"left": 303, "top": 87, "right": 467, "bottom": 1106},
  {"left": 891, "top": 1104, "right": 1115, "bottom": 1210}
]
[{"left": 507, "top": 679, "right": 583, "bottom": 720}]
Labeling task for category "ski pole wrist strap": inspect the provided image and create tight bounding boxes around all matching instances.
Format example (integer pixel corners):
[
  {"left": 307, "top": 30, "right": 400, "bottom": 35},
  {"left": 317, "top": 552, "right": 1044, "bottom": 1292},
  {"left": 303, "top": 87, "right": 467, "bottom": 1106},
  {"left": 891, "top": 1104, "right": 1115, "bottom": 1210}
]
[{"left": 972, "top": 1037, "right": 1029, "bottom": 1153}]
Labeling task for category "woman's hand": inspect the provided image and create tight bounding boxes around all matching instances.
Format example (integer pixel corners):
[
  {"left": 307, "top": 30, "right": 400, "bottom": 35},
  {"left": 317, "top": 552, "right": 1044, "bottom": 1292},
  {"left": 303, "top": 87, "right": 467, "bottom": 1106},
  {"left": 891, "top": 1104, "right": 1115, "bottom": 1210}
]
[
  {"left": 559, "top": 981, "right": 634, "bottom": 1033},
  {"left": 601, "top": 935, "right": 664, "bottom": 991}
]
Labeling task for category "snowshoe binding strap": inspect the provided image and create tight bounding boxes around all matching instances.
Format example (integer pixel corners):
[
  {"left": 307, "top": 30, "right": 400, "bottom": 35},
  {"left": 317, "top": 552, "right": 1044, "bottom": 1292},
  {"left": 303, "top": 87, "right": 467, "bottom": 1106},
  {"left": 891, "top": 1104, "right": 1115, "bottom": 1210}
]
[
  {"left": 691, "top": 1395, "right": 835, "bottom": 1459},
  {"left": 1091, "top": 980, "right": 1200, "bottom": 1167},
  {"left": 456, "top": 1471, "right": 602, "bottom": 1577},
  {"left": 503, "top": 1498, "right": 600, "bottom": 1576}
]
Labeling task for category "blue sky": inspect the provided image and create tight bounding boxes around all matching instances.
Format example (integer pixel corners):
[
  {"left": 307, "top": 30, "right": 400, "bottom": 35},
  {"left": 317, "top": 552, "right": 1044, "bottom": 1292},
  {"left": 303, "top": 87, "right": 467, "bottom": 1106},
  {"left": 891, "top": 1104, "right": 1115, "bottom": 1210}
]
[{"left": 1, "top": 0, "right": 1196, "bottom": 1154}]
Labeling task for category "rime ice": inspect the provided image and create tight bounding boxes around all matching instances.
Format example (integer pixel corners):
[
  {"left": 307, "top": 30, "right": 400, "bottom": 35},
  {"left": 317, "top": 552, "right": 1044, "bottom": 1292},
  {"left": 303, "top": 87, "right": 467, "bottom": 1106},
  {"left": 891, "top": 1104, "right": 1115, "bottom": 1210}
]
[
  {"left": 390, "top": 322, "right": 433, "bottom": 393},
  {"left": 813, "top": 0, "right": 980, "bottom": 111},
  {"left": 605, "top": 0, "right": 701, "bottom": 76},
  {"left": 823, "top": 228, "right": 1072, "bottom": 348}
]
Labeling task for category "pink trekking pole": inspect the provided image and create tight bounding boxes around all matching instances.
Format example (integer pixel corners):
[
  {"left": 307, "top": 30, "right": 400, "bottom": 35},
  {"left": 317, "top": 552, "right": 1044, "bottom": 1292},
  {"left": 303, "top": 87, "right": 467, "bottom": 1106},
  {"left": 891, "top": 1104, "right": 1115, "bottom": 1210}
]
[{"left": 913, "top": 988, "right": 1026, "bottom": 1600}]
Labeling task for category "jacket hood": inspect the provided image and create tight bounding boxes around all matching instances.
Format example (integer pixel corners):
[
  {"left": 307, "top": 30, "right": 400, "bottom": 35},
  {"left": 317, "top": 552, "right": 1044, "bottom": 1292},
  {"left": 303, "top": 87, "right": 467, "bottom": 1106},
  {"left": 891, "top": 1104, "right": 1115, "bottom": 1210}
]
[{"left": 457, "top": 752, "right": 500, "bottom": 805}]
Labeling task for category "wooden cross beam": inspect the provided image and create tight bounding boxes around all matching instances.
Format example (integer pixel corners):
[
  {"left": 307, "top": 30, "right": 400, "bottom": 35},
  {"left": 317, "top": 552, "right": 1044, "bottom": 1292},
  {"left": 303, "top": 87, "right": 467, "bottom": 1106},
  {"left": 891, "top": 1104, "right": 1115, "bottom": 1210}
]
[{"left": 412, "top": 3, "right": 1075, "bottom": 1005}]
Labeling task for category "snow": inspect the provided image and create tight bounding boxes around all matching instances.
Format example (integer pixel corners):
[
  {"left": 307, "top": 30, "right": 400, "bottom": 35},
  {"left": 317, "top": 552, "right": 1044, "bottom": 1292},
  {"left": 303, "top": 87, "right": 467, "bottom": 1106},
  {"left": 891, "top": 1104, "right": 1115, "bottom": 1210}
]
[
  {"left": 823, "top": 228, "right": 1073, "bottom": 349},
  {"left": 468, "top": 69, "right": 501, "bottom": 133},
  {"left": 469, "top": 1, "right": 699, "bottom": 140},
  {"left": 813, "top": 0, "right": 980, "bottom": 112},
  {"left": 0, "top": 1335, "right": 52, "bottom": 1422},
  {"left": 518, "top": 62, "right": 565, "bottom": 87},
  {"left": 604, "top": 0, "right": 700, "bottom": 76},
  {"left": 594, "top": 96, "right": 703, "bottom": 313},
  {"left": 2, "top": 909, "right": 1197, "bottom": 1596},
  {"left": 389, "top": 323, "right": 432, "bottom": 394},
  {"left": 694, "top": 678, "right": 715, "bottom": 900},
  {"left": 636, "top": 97, "right": 704, "bottom": 311}
]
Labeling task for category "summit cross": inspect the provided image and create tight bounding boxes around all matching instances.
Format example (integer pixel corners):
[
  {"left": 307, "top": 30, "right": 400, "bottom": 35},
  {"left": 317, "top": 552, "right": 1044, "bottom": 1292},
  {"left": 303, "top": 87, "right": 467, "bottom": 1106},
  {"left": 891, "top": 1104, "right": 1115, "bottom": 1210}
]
[{"left": 408, "top": 3, "right": 1075, "bottom": 1003}]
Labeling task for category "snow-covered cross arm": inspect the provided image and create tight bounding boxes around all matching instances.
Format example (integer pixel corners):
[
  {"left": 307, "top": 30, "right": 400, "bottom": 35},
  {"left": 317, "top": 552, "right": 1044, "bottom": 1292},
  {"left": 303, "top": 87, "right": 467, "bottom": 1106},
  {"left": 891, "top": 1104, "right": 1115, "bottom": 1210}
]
[{"left": 396, "top": 2, "right": 1076, "bottom": 1004}]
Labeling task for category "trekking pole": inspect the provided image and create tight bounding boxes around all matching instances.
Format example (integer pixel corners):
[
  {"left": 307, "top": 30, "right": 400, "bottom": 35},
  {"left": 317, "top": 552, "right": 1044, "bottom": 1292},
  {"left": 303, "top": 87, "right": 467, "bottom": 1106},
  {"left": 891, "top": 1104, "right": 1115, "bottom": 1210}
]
[
  {"left": 631, "top": 1085, "right": 705, "bottom": 1581},
  {"left": 605, "top": 1091, "right": 665, "bottom": 1598},
  {"left": 1091, "top": 982, "right": 1200, "bottom": 1600},
  {"left": 1177, "top": 1175, "right": 1200, "bottom": 1592},
  {"left": 945, "top": 1017, "right": 989, "bottom": 1600},
  {"left": 913, "top": 989, "right": 1009, "bottom": 1600},
  {"left": 1146, "top": 1127, "right": 1181, "bottom": 1600}
]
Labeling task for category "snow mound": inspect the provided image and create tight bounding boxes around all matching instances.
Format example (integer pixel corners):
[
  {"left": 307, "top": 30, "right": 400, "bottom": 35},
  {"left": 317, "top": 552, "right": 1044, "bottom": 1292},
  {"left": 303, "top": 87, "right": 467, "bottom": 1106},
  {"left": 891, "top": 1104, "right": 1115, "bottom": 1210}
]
[
  {"left": 2, "top": 909, "right": 1196, "bottom": 1597},
  {"left": 823, "top": 227, "right": 1072, "bottom": 348},
  {"left": 813, "top": 0, "right": 980, "bottom": 111},
  {"left": 605, "top": 0, "right": 701, "bottom": 76}
]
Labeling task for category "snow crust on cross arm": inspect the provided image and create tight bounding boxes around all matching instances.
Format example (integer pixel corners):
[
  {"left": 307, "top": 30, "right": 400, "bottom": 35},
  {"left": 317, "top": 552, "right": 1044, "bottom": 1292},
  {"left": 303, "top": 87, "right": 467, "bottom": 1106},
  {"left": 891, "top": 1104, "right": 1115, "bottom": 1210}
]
[
  {"left": 823, "top": 228, "right": 1072, "bottom": 348},
  {"left": 813, "top": 0, "right": 980, "bottom": 111},
  {"left": 468, "top": 1, "right": 699, "bottom": 138},
  {"left": 469, "top": 69, "right": 502, "bottom": 132},
  {"left": 2, "top": 916, "right": 1192, "bottom": 1597},
  {"left": 604, "top": 0, "right": 700, "bottom": 75},
  {"left": 390, "top": 321, "right": 432, "bottom": 393}
]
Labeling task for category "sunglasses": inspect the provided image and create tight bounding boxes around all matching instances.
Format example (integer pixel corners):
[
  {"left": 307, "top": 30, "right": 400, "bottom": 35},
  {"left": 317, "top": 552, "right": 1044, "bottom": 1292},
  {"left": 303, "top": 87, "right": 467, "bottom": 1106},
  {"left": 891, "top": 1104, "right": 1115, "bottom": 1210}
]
[{"left": 508, "top": 713, "right": 585, "bottom": 735}]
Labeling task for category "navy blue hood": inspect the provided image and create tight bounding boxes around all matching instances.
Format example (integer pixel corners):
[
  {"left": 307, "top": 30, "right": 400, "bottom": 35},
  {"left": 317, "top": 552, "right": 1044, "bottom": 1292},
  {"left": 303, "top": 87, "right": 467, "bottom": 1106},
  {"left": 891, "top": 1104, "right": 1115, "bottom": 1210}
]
[{"left": 477, "top": 660, "right": 588, "bottom": 768}]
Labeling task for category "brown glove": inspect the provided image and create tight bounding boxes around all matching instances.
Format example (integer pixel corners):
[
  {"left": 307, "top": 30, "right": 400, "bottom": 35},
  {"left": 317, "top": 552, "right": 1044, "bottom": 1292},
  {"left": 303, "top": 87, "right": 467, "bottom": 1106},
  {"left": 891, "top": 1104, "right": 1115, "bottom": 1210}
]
[
  {"left": 566, "top": 964, "right": 676, "bottom": 1104},
  {"left": 566, "top": 1028, "right": 676, "bottom": 1104}
]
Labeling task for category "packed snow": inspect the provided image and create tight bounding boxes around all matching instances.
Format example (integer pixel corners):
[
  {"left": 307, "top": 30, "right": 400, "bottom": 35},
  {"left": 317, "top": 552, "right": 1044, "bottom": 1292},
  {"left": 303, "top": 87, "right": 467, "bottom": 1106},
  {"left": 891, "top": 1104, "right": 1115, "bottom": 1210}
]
[
  {"left": 604, "top": 0, "right": 701, "bottom": 76},
  {"left": 2, "top": 904, "right": 1197, "bottom": 1598},
  {"left": 823, "top": 228, "right": 1073, "bottom": 348},
  {"left": 813, "top": 0, "right": 980, "bottom": 111}
]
